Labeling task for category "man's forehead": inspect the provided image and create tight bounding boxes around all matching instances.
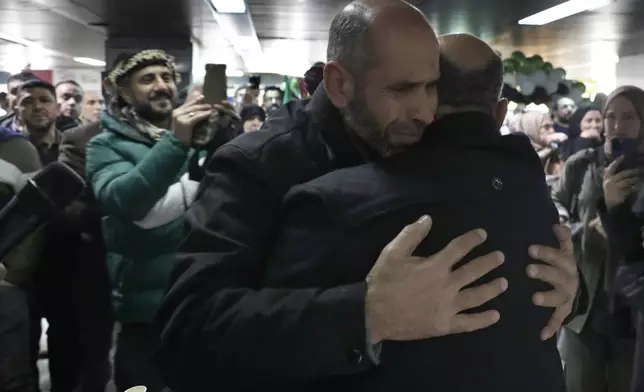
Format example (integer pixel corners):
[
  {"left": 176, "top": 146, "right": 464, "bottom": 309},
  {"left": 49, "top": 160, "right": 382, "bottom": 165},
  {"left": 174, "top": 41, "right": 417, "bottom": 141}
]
[
  {"left": 57, "top": 83, "right": 81, "bottom": 93},
  {"left": 133, "top": 64, "right": 172, "bottom": 78},
  {"left": 19, "top": 87, "right": 54, "bottom": 101}
]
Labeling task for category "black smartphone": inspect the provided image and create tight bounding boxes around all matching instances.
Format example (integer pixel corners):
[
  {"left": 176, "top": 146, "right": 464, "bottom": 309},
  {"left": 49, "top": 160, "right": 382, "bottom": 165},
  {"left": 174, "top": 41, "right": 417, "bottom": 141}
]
[
  {"left": 202, "top": 64, "right": 228, "bottom": 105},
  {"left": 192, "top": 64, "right": 227, "bottom": 146},
  {"left": 611, "top": 138, "right": 639, "bottom": 172}
]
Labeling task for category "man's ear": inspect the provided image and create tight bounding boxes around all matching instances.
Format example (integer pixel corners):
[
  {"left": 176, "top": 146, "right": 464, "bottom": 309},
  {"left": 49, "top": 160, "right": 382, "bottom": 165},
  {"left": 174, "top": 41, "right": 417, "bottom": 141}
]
[
  {"left": 323, "top": 61, "right": 354, "bottom": 109},
  {"left": 494, "top": 99, "right": 509, "bottom": 129}
]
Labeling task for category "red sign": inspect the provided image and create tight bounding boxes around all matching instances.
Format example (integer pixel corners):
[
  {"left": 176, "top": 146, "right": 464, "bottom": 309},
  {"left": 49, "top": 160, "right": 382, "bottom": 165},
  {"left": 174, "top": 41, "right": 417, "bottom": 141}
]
[{"left": 30, "top": 70, "right": 53, "bottom": 83}]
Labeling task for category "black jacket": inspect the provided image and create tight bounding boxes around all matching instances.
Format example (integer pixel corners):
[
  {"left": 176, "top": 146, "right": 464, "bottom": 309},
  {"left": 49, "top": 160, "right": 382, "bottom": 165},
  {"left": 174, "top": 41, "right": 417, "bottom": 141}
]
[
  {"left": 263, "top": 112, "right": 566, "bottom": 392},
  {"left": 598, "top": 199, "right": 644, "bottom": 392},
  {"left": 157, "top": 87, "right": 378, "bottom": 391}
]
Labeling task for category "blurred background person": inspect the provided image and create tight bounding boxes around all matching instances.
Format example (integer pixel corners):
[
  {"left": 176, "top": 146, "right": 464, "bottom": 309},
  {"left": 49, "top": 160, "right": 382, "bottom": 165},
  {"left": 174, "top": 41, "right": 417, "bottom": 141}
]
[
  {"left": 240, "top": 104, "right": 265, "bottom": 133},
  {"left": 510, "top": 110, "right": 568, "bottom": 177},
  {"left": 301, "top": 62, "right": 325, "bottom": 98},
  {"left": 554, "top": 85, "right": 642, "bottom": 392},
  {"left": 54, "top": 80, "right": 83, "bottom": 131},
  {"left": 0, "top": 71, "right": 40, "bottom": 132},
  {"left": 262, "top": 86, "right": 283, "bottom": 117},
  {"left": 553, "top": 97, "right": 578, "bottom": 135},
  {"left": 560, "top": 105, "right": 604, "bottom": 161},
  {"left": 80, "top": 91, "right": 103, "bottom": 124},
  {"left": 596, "top": 85, "right": 644, "bottom": 392}
]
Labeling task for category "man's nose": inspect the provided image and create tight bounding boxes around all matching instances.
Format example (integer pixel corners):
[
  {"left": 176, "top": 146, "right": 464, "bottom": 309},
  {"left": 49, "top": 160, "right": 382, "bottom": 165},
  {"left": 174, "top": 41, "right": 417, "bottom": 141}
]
[
  {"left": 153, "top": 77, "right": 170, "bottom": 91},
  {"left": 412, "top": 88, "right": 436, "bottom": 126}
]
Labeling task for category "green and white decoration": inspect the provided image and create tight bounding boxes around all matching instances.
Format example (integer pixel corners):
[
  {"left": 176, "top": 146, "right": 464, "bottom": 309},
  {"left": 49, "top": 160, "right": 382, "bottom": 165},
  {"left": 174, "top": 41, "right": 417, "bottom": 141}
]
[{"left": 502, "top": 51, "right": 586, "bottom": 104}]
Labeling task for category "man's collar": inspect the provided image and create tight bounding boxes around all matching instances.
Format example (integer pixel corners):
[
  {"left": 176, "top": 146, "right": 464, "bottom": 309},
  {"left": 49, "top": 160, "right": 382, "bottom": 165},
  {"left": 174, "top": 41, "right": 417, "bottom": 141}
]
[
  {"left": 24, "top": 126, "right": 61, "bottom": 148},
  {"left": 419, "top": 111, "right": 501, "bottom": 147},
  {"left": 309, "top": 85, "right": 380, "bottom": 167}
]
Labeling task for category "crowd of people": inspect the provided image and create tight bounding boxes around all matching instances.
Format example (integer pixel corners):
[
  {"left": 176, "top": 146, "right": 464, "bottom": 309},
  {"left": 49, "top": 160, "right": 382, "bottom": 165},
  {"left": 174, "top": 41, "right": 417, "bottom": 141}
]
[{"left": 0, "top": 0, "right": 642, "bottom": 392}]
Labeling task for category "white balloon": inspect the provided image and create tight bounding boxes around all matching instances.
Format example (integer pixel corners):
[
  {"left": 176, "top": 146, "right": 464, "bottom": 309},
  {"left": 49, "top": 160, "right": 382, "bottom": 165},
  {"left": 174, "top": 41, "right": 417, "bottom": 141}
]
[
  {"left": 520, "top": 80, "right": 535, "bottom": 96},
  {"left": 549, "top": 70, "right": 564, "bottom": 82},
  {"left": 569, "top": 88, "right": 583, "bottom": 103},
  {"left": 533, "top": 69, "right": 547, "bottom": 85},
  {"left": 503, "top": 73, "right": 517, "bottom": 88},
  {"left": 546, "top": 80, "right": 559, "bottom": 94}
]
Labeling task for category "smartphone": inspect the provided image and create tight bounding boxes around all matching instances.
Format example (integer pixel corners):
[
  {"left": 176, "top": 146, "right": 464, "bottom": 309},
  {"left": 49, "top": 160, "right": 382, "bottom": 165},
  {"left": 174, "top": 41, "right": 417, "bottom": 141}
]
[
  {"left": 192, "top": 64, "right": 227, "bottom": 146},
  {"left": 611, "top": 138, "right": 639, "bottom": 172},
  {"left": 202, "top": 64, "right": 228, "bottom": 105}
]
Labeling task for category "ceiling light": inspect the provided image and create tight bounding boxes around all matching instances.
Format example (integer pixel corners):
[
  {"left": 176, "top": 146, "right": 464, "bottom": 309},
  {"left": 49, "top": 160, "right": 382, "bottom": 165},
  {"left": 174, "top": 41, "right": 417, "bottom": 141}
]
[
  {"left": 209, "top": 0, "right": 246, "bottom": 14},
  {"left": 73, "top": 57, "right": 106, "bottom": 66},
  {"left": 518, "top": 0, "right": 611, "bottom": 26}
]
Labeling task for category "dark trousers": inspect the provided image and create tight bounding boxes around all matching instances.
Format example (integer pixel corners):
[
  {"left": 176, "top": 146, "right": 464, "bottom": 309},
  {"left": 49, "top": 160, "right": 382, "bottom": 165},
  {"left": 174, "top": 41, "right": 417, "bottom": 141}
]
[
  {"left": 114, "top": 323, "right": 169, "bottom": 392},
  {"left": 30, "top": 235, "right": 113, "bottom": 392},
  {"left": 560, "top": 326, "right": 635, "bottom": 392},
  {"left": 631, "top": 312, "right": 644, "bottom": 392},
  {"left": 0, "top": 284, "right": 37, "bottom": 392}
]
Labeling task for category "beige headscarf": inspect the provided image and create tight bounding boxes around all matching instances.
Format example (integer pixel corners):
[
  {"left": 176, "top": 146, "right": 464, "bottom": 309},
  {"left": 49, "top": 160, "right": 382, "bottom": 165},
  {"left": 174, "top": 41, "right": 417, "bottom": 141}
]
[
  {"left": 603, "top": 85, "right": 644, "bottom": 140},
  {"left": 509, "top": 111, "right": 550, "bottom": 150}
]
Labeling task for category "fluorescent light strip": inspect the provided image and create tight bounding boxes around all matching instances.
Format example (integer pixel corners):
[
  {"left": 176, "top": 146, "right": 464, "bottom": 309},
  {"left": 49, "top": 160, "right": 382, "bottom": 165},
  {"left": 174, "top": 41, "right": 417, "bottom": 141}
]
[
  {"left": 518, "top": 0, "right": 611, "bottom": 26},
  {"left": 0, "top": 32, "right": 41, "bottom": 47},
  {"left": 209, "top": 0, "right": 246, "bottom": 14},
  {"left": 73, "top": 57, "right": 106, "bottom": 66},
  {"left": 0, "top": 32, "right": 105, "bottom": 67}
]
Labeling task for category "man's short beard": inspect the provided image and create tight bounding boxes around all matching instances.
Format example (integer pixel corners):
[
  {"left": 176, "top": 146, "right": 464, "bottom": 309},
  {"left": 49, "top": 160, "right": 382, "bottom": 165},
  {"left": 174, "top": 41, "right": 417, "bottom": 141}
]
[
  {"left": 23, "top": 119, "right": 54, "bottom": 134},
  {"left": 557, "top": 115, "right": 570, "bottom": 124},
  {"left": 343, "top": 90, "right": 395, "bottom": 157},
  {"left": 135, "top": 101, "right": 174, "bottom": 124}
]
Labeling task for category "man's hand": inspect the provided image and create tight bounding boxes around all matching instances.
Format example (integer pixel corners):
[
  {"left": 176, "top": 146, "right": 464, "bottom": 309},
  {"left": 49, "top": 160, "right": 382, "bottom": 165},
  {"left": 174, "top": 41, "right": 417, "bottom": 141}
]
[
  {"left": 365, "top": 215, "right": 507, "bottom": 344},
  {"left": 603, "top": 156, "right": 639, "bottom": 210},
  {"left": 213, "top": 100, "right": 240, "bottom": 120},
  {"left": 526, "top": 224, "right": 579, "bottom": 340},
  {"left": 172, "top": 95, "right": 214, "bottom": 146}
]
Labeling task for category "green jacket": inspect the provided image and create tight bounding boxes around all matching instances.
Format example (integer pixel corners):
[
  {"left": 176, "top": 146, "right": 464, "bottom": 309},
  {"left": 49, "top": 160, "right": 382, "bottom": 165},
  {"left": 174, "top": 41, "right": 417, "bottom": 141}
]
[{"left": 86, "top": 112, "right": 196, "bottom": 322}]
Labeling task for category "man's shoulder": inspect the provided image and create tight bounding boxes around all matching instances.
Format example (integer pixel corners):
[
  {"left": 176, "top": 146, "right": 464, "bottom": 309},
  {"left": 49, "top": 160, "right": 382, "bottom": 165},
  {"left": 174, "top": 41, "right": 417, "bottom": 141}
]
[
  {"left": 62, "top": 121, "right": 101, "bottom": 146},
  {"left": 0, "top": 112, "right": 14, "bottom": 128},
  {"left": 213, "top": 99, "right": 329, "bottom": 195},
  {"left": 63, "top": 121, "right": 101, "bottom": 139},
  {"left": 286, "top": 161, "right": 387, "bottom": 209}
]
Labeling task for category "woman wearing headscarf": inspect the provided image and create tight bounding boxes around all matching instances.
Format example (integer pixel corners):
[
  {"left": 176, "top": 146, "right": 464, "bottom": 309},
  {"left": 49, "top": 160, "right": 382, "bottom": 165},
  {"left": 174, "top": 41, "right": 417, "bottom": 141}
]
[
  {"left": 595, "top": 85, "right": 644, "bottom": 392},
  {"left": 554, "top": 86, "right": 644, "bottom": 392},
  {"left": 560, "top": 105, "right": 604, "bottom": 161},
  {"left": 510, "top": 110, "right": 568, "bottom": 176}
]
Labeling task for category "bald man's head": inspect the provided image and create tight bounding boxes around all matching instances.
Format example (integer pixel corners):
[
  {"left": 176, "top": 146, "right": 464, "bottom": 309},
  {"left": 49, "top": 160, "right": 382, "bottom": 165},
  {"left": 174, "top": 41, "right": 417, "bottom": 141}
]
[
  {"left": 327, "top": 0, "right": 433, "bottom": 79},
  {"left": 324, "top": 0, "right": 440, "bottom": 157},
  {"left": 437, "top": 33, "right": 504, "bottom": 115}
]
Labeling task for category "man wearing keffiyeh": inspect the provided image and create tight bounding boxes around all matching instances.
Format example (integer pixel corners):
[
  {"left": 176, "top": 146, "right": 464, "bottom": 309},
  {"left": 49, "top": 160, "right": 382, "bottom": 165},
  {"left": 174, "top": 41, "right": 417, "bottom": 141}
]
[{"left": 85, "top": 49, "right": 211, "bottom": 392}]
